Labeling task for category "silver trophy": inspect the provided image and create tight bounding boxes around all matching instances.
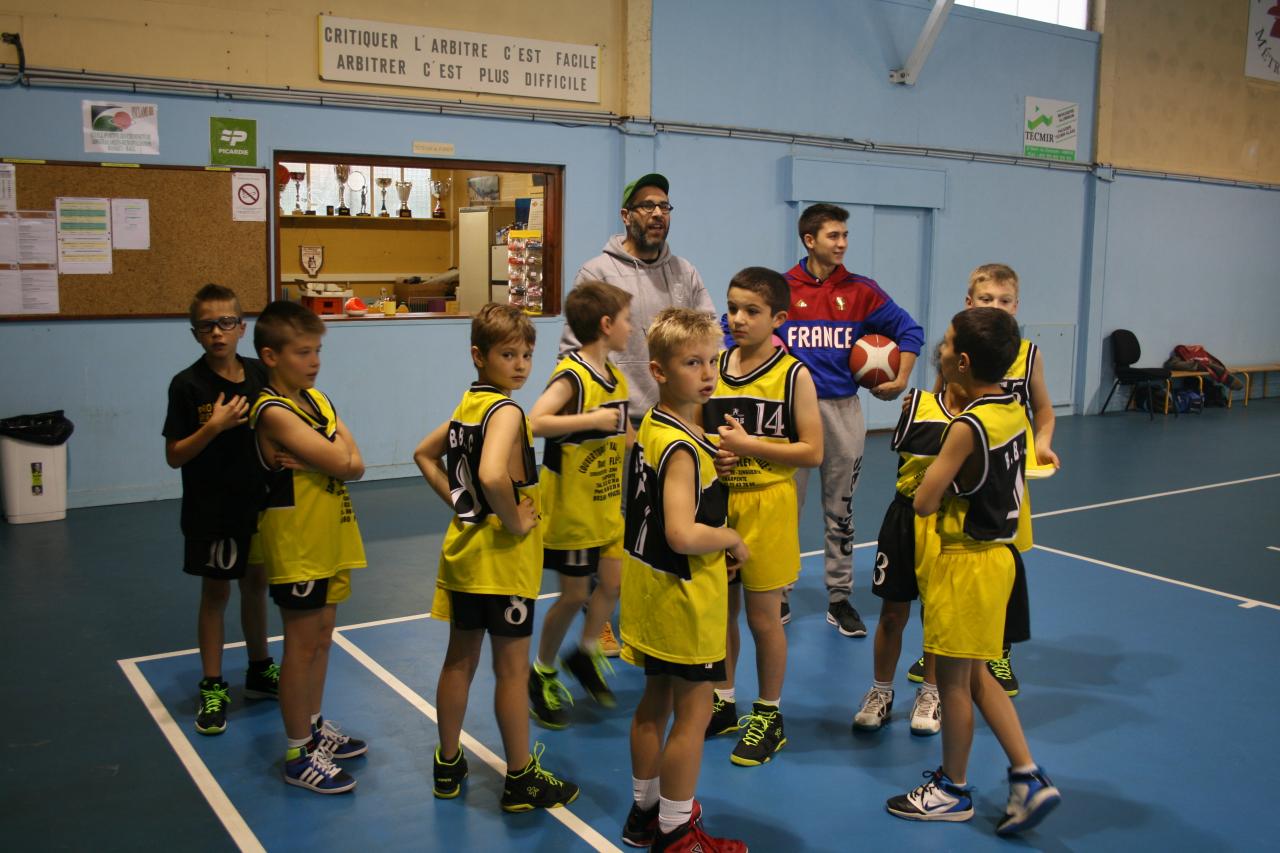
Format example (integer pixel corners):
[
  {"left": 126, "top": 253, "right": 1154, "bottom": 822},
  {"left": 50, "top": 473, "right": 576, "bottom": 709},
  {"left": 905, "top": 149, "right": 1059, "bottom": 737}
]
[
  {"left": 334, "top": 164, "right": 351, "bottom": 216},
  {"left": 376, "top": 177, "right": 394, "bottom": 217},
  {"left": 395, "top": 180, "right": 413, "bottom": 218},
  {"left": 428, "top": 178, "right": 452, "bottom": 218}
]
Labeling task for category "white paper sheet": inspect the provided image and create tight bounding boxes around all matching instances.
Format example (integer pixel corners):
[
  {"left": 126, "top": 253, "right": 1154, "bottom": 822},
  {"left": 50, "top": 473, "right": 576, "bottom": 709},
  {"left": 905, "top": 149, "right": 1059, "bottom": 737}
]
[{"left": 111, "top": 198, "right": 150, "bottom": 249}]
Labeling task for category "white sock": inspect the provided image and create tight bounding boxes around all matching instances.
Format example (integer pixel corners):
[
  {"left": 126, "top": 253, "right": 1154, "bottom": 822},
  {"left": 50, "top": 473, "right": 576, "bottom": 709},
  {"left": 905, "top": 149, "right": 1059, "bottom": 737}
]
[
  {"left": 715, "top": 687, "right": 735, "bottom": 703},
  {"left": 632, "top": 776, "right": 659, "bottom": 810},
  {"left": 920, "top": 682, "right": 939, "bottom": 696},
  {"left": 873, "top": 680, "right": 894, "bottom": 694},
  {"left": 757, "top": 697, "right": 779, "bottom": 708},
  {"left": 287, "top": 734, "right": 310, "bottom": 751},
  {"left": 580, "top": 640, "right": 600, "bottom": 655},
  {"left": 658, "top": 796, "right": 694, "bottom": 834},
  {"left": 1011, "top": 762, "right": 1037, "bottom": 775},
  {"left": 534, "top": 658, "right": 555, "bottom": 673}
]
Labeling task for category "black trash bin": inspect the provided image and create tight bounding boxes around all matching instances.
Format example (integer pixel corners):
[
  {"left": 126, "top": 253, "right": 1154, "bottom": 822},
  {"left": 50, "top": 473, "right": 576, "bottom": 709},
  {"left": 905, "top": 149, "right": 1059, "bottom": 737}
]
[{"left": 0, "top": 410, "right": 74, "bottom": 523}]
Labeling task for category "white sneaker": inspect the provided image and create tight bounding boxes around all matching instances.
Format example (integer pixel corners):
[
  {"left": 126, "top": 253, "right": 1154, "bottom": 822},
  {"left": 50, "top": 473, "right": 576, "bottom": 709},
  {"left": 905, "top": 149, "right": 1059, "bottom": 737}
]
[
  {"left": 909, "top": 687, "right": 941, "bottom": 736},
  {"left": 852, "top": 687, "right": 893, "bottom": 731}
]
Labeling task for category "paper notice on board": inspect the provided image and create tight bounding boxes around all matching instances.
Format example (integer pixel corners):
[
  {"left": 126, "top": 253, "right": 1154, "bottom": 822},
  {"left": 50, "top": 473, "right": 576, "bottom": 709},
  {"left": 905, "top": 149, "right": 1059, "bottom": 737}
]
[
  {"left": 0, "top": 164, "right": 15, "bottom": 213},
  {"left": 0, "top": 265, "right": 19, "bottom": 313},
  {"left": 57, "top": 236, "right": 112, "bottom": 274},
  {"left": 19, "top": 213, "right": 56, "bottom": 264},
  {"left": 56, "top": 197, "right": 112, "bottom": 237},
  {"left": 231, "top": 172, "right": 267, "bottom": 221},
  {"left": 111, "top": 198, "right": 150, "bottom": 249},
  {"left": 20, "top": 267, "right": 59, "bottom": 313},
  {"left": 0, "top": 214, "right": 17, "bottom": 264}
]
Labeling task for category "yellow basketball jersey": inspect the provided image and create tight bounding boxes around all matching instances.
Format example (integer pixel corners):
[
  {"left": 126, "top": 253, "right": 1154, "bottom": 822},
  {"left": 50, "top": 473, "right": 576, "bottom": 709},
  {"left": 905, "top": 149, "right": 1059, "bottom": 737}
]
[
  {"left": 703, "top": 346, "right": 805, "bottom": 490},
  {"left": 436, "top": 385, "right": 542, "bottom": 599},
  {"left": 892, "top": 389, "right": 955, "bottom": 498},
  {"left": 1001, "top": 338, "right": 1038, "bottom": 408},
  {"left": 540, "top": 351, "right": 630, "bottom": 550},
  {"left": 250, "top": 387, "right": 366, "bottom": 585},
  {"left": 936, "top": 394, "right": 1029, "bottom": 546},
  {"left": 620, "top": 408, "right": 729, "bottom": 665}
]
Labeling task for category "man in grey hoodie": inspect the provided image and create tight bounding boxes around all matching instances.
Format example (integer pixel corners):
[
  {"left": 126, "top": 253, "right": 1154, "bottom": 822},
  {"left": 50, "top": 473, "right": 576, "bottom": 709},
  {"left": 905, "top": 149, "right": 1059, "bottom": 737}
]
[{"left": 559, "top": 173, "right": 715, "bottom": 419}]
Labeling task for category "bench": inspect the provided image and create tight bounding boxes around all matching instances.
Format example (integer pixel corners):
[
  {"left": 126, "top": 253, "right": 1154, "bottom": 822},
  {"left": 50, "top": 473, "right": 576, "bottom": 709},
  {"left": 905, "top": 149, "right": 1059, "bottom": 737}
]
[{"left": 1164, "top": 363, "right": 1280, "bottom": 413}]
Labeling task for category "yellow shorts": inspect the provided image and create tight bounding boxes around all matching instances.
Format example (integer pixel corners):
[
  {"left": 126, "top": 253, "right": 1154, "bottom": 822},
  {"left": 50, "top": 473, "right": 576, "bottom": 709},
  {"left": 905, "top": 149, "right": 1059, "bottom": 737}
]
[
  {"left": 922, "top": 543, "right": 1014, "bottom": 660},
  {"left": 326, "top": 569, "right": 351, "bottom": 605},
  {"left": 729, "top": 480, "right": 800, "bottom": 592}
]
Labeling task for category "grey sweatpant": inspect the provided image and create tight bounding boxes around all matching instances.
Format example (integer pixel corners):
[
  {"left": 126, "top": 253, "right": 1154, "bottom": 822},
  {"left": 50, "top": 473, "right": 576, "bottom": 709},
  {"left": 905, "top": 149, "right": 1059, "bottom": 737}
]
[{"left": 793, "top": 394, "right": 866, "bottom": 604}]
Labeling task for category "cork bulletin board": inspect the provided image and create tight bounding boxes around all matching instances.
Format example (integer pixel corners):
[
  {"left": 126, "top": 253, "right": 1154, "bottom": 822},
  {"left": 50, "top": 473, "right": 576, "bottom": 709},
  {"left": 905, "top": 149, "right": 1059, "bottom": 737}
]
[{"left": 3, "top": 160, "right": 270, "bottom": 320}]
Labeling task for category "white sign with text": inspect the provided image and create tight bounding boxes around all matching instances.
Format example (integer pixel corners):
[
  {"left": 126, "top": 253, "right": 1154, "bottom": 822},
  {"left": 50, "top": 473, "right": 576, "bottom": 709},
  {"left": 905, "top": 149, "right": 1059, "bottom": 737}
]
[{"left": 319, "top": 16, "right": 600, "bottom": 104}]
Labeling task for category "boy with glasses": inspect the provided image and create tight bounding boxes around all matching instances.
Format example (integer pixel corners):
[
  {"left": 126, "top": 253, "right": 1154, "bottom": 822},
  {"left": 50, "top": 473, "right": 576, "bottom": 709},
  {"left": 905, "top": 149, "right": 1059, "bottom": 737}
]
[{"left": 163, "top": 284, "right": 276, "bottom": 736}]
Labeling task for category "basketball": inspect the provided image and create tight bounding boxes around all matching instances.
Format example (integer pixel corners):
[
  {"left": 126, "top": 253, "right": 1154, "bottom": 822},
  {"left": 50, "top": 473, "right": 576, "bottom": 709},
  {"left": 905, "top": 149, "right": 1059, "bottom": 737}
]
[{"left": 849, "top": 334, "right": 901, "bottom": 389}]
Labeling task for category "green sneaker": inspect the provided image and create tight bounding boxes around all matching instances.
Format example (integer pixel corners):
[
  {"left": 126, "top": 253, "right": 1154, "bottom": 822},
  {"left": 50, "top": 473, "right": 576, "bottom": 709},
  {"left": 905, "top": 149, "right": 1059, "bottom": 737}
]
[
  {"left": 529, "top": 666, "right": 573, "bottom": 729},
  {"left": 907, "top": 654, "right": 925, "bottom": 683},
  {"left": 564, "top": 647, "right": 616, "bottom": 708},
  {"left": 433, "top": 744, "right": 469, "bottom": 799},
  {"left": 705, "top": 695, "right": 740, "bottom": 739},
  {"left": 987, "top": 651, "right": 1019, "bottom": 697},
  {"left": 500, "top": 743, "right": 580, "bottom": 812},
  {"left": 243, "top": 660, "right": 280, "bottom": 699},
  {"left": 195, "top": 679, "right": 230, "bottom": 735},
  {"left": 730, "top": 702, "right": 786, "bottom": 766}
]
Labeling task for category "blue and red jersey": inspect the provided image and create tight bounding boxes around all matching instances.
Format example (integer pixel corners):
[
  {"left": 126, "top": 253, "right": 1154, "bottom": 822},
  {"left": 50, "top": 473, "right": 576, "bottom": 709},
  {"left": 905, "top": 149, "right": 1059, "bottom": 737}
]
[{"left": 781, "top": 259, "right": 924, "bottom": 399}]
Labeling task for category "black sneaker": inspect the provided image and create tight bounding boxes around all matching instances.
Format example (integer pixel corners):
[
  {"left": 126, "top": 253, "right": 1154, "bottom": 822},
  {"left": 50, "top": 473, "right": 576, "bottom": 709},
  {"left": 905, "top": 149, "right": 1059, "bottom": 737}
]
[
  {"left": 243, "top": 659, "right": 280, "bottom": 700},
  {"left": 987, "top": 650, "right": 1019, "bottom": 697},
  {"left": 195, "top": 679, "right": 230, "bottom": 736},
  {"left": 500, "top": 743, "right": 580, "bottom": 812},
  {"left": 622, "top": 801, "right": 659, "bottom": 848},
  {"left": 705, "top": 695, "right": 740, "bottom": 739},
  {"left": 564, "top": 647, "right": 616, "bottom": 708},
  {"left": 826, "top": 600, "right": 867, "bottom": 637},
  {"left": 529, "top": 667, "right": 573, "bottom": 729},
  {"left": 780, "top": 600, "right": 791, "bottom": 625},
  {"left": 907, "top": 654, "right": 926, "bottom": 683},
  {"left": 433, "top": 745, "right": 469, "bottom": 799},
  {"left": 730, "top": 702, "right": 786, "bottom": 766}
]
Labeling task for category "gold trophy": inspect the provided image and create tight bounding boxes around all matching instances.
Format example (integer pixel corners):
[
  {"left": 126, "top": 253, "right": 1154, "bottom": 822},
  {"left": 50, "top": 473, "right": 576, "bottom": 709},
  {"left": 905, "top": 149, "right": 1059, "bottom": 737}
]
[
  {"left": 376, "top": 177, "right": 393, "bottom": 217},
  {"left": 395, "top": 180, "right": 413, "bottom": 218},
  {"left": 428, "top": 178, "right": 452, "bottom": 218},
  {"left": 334, "top": 164, "right": 351, "bottom": 216}
]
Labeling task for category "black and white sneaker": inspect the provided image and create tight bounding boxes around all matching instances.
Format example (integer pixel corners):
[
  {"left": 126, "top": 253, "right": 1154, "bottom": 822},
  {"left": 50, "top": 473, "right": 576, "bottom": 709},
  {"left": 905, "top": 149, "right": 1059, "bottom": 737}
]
[
  {"left": 887, "top": 767, "right": 973, "bottom": 822},
  {"left": 852, "top": 686, "right": 893, "bottom": 731},
  {"left": 827, "top": 600, "right": 867, "bottom": 637}
]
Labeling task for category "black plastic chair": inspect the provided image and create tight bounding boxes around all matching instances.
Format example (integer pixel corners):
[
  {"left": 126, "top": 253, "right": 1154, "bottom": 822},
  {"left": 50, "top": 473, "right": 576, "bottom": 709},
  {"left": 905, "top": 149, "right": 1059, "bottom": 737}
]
[{"left": 1100, "top": 329, "right": 1172, "bottom": 419}]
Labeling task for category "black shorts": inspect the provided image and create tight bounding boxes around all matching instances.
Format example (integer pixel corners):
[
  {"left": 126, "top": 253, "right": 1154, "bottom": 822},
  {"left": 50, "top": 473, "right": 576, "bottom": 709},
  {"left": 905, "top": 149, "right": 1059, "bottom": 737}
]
[
  {"left": 871, "top": 495, "right": 920, "bottom": 603},
  {"left": 450, "top": 591, "right": 536, "bottom": 637},
  {"left": 1003, "top": 546, "right": 1030, "bottom": 647},
  {"left": 642, "top": 652, "right": 727, "bottom": 683},
  {"left": 271, "top": 577, "right": 332, "bottom": 610},
  {"left": 544, "top": 547, "right": 600, "bottom": 578},
  {"left": 184, "top": 534, "right": 253, "bottom": 580}
]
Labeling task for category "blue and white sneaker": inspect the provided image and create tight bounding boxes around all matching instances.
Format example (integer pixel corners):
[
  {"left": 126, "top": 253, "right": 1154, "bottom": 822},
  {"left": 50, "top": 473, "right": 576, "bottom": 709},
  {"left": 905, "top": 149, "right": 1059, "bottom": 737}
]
[
  {"left": 886, "top": 767, "right": 974, "bottom": 822},
  {"left": 996, "top": 766, "right": 1061, "bottom": 836},
  {"left": 284, "top": 746, "right": 356, "bottom": 794},
  {"left": 313, "top": 717, "right": 368, "bottom": 759}
]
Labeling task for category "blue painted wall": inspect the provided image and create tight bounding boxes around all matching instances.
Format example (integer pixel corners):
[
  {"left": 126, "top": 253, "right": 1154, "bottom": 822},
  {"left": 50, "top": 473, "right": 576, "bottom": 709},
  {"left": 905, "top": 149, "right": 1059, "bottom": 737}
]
[{"left": 1, "top": 0, "right": 1275, "bottom": 508}]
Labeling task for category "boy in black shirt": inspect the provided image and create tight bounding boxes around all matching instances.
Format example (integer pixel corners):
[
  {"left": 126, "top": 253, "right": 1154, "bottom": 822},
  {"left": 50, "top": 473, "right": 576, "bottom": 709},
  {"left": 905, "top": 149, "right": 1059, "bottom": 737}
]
[{"left": 162, "top": 284, "right": 276, "bottom": 735}]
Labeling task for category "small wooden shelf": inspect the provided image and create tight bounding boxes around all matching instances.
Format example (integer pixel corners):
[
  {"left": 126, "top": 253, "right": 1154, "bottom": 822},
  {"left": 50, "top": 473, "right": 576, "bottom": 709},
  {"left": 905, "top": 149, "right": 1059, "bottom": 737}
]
[{"left": 279, "top": 215, "right": 452, "bottom": 230}]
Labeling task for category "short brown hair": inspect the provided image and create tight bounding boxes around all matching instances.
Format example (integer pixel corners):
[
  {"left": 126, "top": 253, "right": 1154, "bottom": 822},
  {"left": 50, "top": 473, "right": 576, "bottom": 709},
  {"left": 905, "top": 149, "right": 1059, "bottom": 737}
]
[
  {"left": 647, "top": 308, "right": 719, "bottom": 367},
  {"left": 472, "top": 302, "right": 536, "bottom": 355},
  {"left": 253, "top": 299, "right": 325, "bottom": 355},
  {"left": 189, "top": 283, "right": 241, "bottom": 325},
  {"left": 728, "top": 267, "right": 789, "bottom": 315},
  {"left": 968, "top": 263, "right": 1020, "bottom": 297},
  {"left": 565, "top": 280, "right": 632, "bottom": 344},
  {"left": 951, "top": 307, "right": 1020, "bottom": 383},
  {"left": 798, "top": 203, "right": 848, "bottom": 241}
]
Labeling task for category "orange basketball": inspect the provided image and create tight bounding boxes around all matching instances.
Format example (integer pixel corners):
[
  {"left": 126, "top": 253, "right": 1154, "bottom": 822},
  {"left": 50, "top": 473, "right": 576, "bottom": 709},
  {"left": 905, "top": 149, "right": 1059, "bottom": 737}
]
[{"left": 849, "top": 334, "right": 901, "bottom": 389}]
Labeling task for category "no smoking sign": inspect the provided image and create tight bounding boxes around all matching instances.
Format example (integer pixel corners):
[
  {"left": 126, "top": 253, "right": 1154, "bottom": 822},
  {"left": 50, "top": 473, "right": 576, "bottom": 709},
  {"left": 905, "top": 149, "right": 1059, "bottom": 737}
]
[{"left": 231, "top": 172, "right": 267, "bottom": 222}]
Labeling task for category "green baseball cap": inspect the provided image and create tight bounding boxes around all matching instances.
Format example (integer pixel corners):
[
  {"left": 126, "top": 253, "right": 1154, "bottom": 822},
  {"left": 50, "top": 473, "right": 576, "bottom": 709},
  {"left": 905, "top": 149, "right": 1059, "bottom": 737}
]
[{"left": 621, "top": 173, "right": 670, "bottom": 208}]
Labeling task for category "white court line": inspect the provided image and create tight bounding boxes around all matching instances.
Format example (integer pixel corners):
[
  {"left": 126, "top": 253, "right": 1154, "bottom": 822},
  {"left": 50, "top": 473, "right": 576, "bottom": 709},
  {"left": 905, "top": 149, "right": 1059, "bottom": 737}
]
[
  {"left": 800, "top": 542, "right": 876, "bottom": 558},
  {"left": 117, "top": 659, "right": 265, "bottom": 853},
  {"left": 1032, "top": 544, "right": 1280, "bottom": 612},
  {"left": 330, "top": 630, "right": 624, "bottom": 853},
  {"left": 1267, "top": 546, "right": 1280, "bottom": 554},
  {"left": 1029, "top": 472, "right": 1280, "bottom": 519}
]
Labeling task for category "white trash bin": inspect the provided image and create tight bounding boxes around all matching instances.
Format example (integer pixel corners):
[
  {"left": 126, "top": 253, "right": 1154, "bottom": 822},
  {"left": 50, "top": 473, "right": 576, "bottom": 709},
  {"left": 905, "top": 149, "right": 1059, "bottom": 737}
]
[{"left": 1, "top": 436, "right": 67, "bottom": 523}]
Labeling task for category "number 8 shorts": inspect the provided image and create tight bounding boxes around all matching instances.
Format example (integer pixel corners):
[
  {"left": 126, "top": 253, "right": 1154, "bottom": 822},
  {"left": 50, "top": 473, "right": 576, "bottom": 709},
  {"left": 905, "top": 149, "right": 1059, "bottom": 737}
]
[{"left": 449, "top": 591, "right": 537, "bottom": 637}]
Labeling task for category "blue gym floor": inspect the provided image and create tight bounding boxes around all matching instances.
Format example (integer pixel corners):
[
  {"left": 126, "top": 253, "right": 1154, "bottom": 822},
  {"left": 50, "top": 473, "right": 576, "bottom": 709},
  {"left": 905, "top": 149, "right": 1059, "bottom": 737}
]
[{"left": 5, "top": 400, "right": 1279, "bottom": 851}]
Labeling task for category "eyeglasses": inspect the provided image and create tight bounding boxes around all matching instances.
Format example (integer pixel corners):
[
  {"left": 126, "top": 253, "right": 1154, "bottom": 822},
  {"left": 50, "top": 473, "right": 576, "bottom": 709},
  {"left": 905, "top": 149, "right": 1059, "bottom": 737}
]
[
  {"left": 192, "top": 316, "right": 241, "bottom": 334},
  {"left": 629, "top": 201, "right": 674, "bottom": 214}
]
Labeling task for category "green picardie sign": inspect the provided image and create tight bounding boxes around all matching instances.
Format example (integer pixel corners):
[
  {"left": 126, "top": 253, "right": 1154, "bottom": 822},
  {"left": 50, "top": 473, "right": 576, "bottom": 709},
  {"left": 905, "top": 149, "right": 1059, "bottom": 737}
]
[{"left": 210, "top": 117, "right": 257, "bottom": 167}]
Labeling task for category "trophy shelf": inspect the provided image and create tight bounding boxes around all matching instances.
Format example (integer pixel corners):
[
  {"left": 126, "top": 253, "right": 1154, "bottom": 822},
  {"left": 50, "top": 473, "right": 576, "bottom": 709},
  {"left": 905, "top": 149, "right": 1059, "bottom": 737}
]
[{"left": 279, "top": 215, "right": 452, "bottom": 230}]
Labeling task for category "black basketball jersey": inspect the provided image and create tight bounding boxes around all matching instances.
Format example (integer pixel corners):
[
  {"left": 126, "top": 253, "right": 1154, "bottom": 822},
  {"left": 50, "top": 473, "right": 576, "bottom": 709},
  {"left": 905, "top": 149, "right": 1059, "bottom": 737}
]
[{"left": 936, "top": 393, "right": 1028, "bottom": 544}]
